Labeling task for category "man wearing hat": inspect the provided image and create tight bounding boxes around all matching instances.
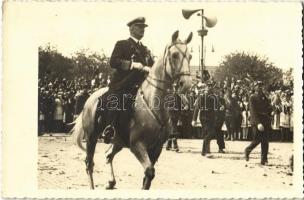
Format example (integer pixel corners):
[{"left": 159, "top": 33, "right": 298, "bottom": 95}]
[
  {"left": 245, "top": 81, "right": 272, "bottom": 165},
  {"left": 97, "top": 17, "right": 154, "bottom": 143}
]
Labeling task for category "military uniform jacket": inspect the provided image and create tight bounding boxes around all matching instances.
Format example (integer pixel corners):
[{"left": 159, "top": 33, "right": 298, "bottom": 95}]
[
  {"left": 192, "top": 93, "right": 217, "bottom": 125},
  {"left": 249, "top": 92, "right": 272, "bottom": 126},
  {"left": 109, "top": 38, "right": 154, "bottom": 90}
]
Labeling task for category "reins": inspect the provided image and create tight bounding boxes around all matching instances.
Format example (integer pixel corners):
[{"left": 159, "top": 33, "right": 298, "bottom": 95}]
[{"left": 139, "top": 88, "right": 170, "bottom": 131}]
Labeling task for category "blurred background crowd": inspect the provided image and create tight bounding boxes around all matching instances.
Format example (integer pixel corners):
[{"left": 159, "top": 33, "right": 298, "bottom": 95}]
[
  {"left": 38, "top": 74, "right": 294, "bottom": 142},
  {"left": 38, "top": 44, "right": 294, "bottom": 142}
]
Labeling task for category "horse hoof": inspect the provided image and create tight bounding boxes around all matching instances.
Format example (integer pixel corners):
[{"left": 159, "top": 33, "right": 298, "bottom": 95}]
[{"left": 105, "top": 181, "right": 116, "bottom": 190}]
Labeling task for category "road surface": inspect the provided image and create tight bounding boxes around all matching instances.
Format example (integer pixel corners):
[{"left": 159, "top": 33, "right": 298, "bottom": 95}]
[{"left": 38, "top": 134, "right": 293, "bottom": 191}]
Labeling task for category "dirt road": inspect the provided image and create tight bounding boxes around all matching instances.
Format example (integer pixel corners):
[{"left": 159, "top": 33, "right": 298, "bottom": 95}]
[{"left": 38, "top": 134, "right": 293, "bottom": 191}]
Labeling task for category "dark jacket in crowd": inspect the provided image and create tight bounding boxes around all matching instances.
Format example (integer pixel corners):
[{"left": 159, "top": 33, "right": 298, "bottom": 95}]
[
  {"left": 63, "top": 97, "right": 75, "bottom": 123},
  {"left": 193, "top": 92, "right": 217, "bottom": 126},
  {"left": 224, "top": 96, "right": 239, "bottom": 117},
  {"left": 215, "top": 96, "right": 226, "bottom": 129},
  {"left": 45, "top": 94, "right": 55, "bottom": 116},
  {"left": 168, "top": 93, "right": 182, "bottom": 114},
  {"left": 249, "top": 92, "right": 272, "bottom": 126},
  {"left": 75, "top": 90, "right": 89, "bottom": 115}
]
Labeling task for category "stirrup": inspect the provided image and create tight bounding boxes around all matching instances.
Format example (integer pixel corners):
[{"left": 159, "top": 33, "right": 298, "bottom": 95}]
[{"left": 102, "top": 124, "right": 116, "bottom": 144}]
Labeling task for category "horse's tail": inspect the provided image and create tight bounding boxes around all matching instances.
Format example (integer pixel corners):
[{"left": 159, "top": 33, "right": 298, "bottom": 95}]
[{"left": 70, "top": 112, "right": 86, "bottom": 152}]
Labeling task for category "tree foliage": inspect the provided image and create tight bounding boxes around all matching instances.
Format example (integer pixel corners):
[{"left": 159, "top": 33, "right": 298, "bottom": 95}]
[
  {"left": 213, "top": 52, "right": 283, "bottom": 88},
  {"left": 38, "top": 44, "right": 113, "bottom": 80},
  {"left": 71, "top": 49, "right": 112, "bottom": 79},
  {"left": 39, "top": 44, "right": 75, "bottom": 79}
]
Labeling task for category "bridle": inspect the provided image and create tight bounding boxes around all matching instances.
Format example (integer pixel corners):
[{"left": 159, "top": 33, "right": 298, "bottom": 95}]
[
  {"left": 163, "top": 42, "right": 191, "bottom": 81},
  {"left": 145, "top": 42, "right": 191, "bottom": 93},
  {"left": 139, "top": 42, "right": 192, "bottom": 137}
]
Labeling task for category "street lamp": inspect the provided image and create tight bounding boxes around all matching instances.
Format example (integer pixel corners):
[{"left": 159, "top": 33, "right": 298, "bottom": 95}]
[{"left": 182, "top": 9, "right": 217, "bottom": 82}]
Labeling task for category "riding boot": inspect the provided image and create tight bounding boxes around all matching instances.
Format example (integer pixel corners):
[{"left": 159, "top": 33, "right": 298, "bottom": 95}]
[
  {"left": 102, "top": 111, "right": 117, "bottom": 144},
  {"left": 103, "top": 125, "right": 115, "bottom": 144}
]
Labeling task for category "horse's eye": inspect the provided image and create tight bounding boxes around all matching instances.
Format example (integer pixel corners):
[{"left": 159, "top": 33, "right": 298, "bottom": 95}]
[{"left": 172, "top": 52, "right": 179, "bottom": 59}]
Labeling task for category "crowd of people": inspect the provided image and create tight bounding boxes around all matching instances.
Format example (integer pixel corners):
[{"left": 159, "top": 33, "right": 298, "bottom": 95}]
[
  {"left": 38, "top": 74, "right": 110, "bottom": 135},
  {"left": 167, "top": 76, "right": 293, "bottom": 143},
  {"left": 38, "top": 73, "right": 293, "bottom": 143}
]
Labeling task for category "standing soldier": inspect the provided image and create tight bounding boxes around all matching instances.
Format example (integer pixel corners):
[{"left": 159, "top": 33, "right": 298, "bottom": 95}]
[
  {"left": 215, "top": 89, "right": 226, "bottom": 153},
  {"left": 245, "top": 81, "right": 272, "bottom": 165},
  {"left": 192, "top": 82, "right": 217, "bottom": 156},
  {"left": 166, "top": 83, "right": 188, "bottom": 152}
]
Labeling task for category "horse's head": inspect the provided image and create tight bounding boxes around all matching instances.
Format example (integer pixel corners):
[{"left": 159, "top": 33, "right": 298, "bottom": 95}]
[{"left": 163, "top": 30, "right": 193, "bottom": 94}]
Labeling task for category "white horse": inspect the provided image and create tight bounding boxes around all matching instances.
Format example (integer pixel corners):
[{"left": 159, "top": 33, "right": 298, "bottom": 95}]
[{"left": 71, "top": 31, "right": 193, "bottom": 189}]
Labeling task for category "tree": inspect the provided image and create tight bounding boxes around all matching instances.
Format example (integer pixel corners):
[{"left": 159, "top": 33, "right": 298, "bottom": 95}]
[
  {"left": 71, "top": 49, "right": 113, "bottom": 79},
  {"left": 38, "top": 44, "right": 74, "bottom": 79},
  {"left": 39, "top": 45, "right": 113, "bottom": 80},
  {"left": 213, "top": 51, "right": 283, "bottom": 89}
]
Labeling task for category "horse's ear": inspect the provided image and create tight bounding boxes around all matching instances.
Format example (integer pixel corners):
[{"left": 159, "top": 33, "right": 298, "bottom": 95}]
[
  {"left": 184, "top": 32, "right": 193, "bottom": 44},
  {"left": 172, "top": 30, "right": 179, "bottom": 42}
]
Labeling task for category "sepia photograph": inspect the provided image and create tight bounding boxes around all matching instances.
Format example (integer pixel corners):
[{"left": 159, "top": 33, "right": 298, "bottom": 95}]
[{"left": 2, "top": 1, "right": 303, "bottom": 199}]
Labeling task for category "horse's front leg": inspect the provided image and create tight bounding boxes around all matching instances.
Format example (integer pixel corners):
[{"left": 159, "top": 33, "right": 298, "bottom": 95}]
[
  {"left": 131, "top": 142, "right": 155, "bottom": 190},
  {"left": 85, "top": 133, "right": 98, "bottom": 189},
  {"left": 104, "top": 144, "right": 122, "bottom": 189}
]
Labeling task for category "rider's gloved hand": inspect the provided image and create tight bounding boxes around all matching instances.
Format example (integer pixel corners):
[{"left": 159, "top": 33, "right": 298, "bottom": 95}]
[
  {"left": 141, "top": 66, "right": 151, "bottom": 74},
  {"left": 131, "top": 62, "right": 144, "bottom": 70},
  {"left": 131, "top": 62, "right": 150, "bottom": 74}
]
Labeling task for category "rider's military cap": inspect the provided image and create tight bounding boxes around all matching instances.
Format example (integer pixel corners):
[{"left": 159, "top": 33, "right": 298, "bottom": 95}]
[{"left": 127, "top": 17, "right": 148, "bottom": 27}]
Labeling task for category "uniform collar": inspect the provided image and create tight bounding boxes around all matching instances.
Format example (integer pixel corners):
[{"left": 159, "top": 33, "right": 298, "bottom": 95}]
[{"left": 130, "top": 36, "right": 142, "bottom": 45}]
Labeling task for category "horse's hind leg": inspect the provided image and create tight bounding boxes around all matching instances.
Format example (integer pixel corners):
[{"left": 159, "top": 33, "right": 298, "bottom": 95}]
[
  {"left": 131, "top": 142, "right": 154, "bottom": 190},
  {"left": 148, "top": 144, "right": 163, "bottom": 165},
  {"left": 85, "top": 132, "right": 98, "bottom": 189},
  {"left": 105, "top": 144, "right": 122, "bottom": 189}
]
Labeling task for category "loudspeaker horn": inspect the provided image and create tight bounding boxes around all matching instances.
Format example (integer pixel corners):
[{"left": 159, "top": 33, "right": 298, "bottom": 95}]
[
  {"left": 203, "top": 16, "right": 217, "bottom": 28},
  {"left": 182, "top": 9, "right": 201, "bottom": 19}
]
